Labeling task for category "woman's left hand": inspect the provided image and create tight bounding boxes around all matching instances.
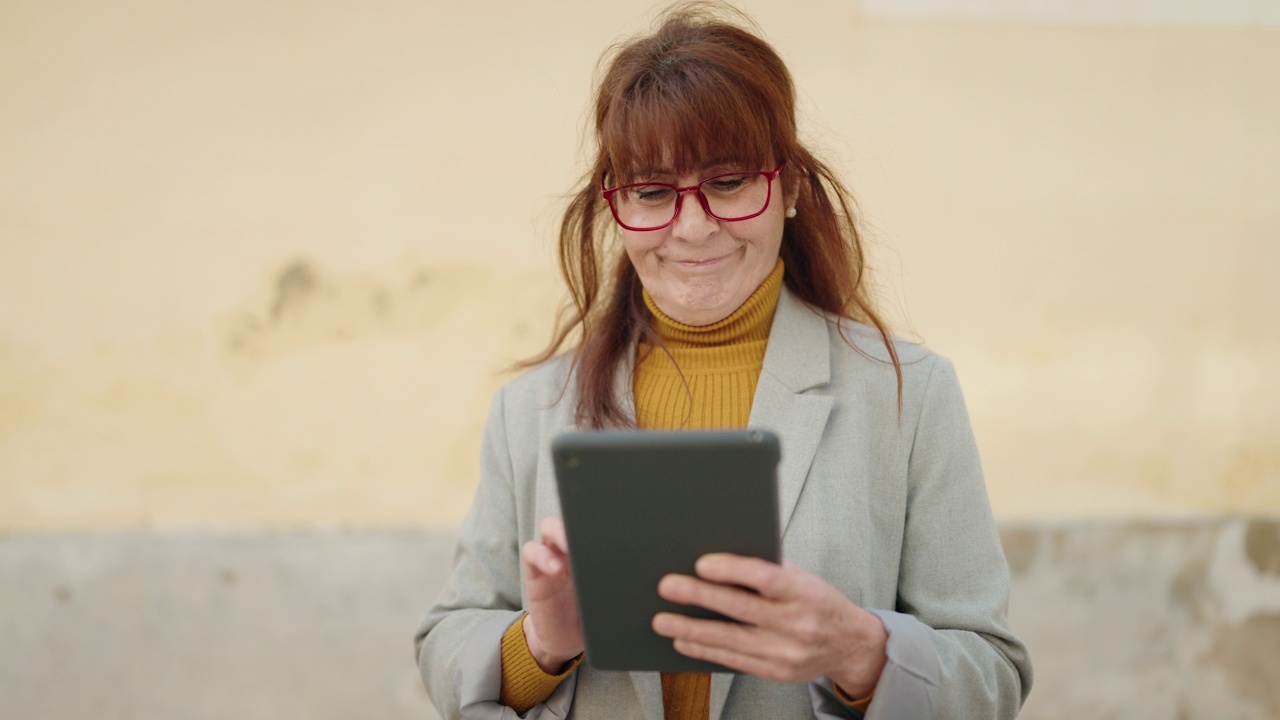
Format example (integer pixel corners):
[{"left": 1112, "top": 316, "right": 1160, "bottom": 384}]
[{"left": 652, "top": 553, "right": 888, "bottom": 698}]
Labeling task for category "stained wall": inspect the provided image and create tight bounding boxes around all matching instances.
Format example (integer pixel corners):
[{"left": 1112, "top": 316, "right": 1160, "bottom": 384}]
[{"left": 1, "top": 1, "right": 1278, "bottom": 717}]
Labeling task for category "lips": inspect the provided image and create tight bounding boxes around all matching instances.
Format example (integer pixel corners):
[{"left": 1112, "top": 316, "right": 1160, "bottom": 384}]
[{"left": 671, "top": 251, "right": 734, "bottom": 266}]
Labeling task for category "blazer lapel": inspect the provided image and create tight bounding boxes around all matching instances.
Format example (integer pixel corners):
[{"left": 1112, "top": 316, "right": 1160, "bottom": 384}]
[
  {"left": 749, "top": 286, "right": 834, "bottom": 533},
  {"left": 628, "top": 671, "right": 666, "bottom": 720},
  {"left": 708, "top": 288, "right": 833, "bottom": 720},
  {"left": 708, "top": 672, "right": 736, "bottom": 720}
]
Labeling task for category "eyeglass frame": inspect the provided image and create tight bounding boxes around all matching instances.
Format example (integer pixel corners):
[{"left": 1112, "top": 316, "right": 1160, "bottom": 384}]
[{"left": 600, "top": 163, "right": 786, "bottom": 232}]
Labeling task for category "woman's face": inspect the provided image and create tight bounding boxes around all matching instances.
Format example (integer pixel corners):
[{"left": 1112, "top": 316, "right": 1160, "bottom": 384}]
[{"left": 620, "top": 163, "right": 789, "bottom": 327}]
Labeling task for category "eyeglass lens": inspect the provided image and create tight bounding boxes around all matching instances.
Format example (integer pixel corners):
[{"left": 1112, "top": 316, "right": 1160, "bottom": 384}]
[{"left": 611, "top": 172, "right": 771, "bottom": 230}]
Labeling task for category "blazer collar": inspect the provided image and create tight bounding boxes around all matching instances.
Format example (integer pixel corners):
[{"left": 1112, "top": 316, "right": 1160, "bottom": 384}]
[
  {"left": 749, "top": 283, "right": 835, "bottom": 551},
  {"left": 758, "top": 285, "right": 832, "bottom": 393}
]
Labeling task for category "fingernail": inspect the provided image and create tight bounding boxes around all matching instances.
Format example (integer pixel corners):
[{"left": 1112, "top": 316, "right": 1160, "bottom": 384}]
[
  {"left": 652, "top": 614, "right": 673, "bottom": 635},
  {"left": 657, "top": 574, "right": 681, "bottom": 596},
  {"left": 695, "top": 554, "right": 721, "bottom": 573}
]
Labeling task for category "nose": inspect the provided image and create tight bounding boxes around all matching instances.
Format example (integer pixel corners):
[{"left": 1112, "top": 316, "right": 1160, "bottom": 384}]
[{"left": 670, "top": 189, "right": 718, "bottom": 243}]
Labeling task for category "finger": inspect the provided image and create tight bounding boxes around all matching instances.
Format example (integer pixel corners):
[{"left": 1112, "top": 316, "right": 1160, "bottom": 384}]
[
  {"left": 657, "top": 573, "right": 771, "bottom": 625},
  {"left": 653, "top": 610, "right": 796, "bottom": 677},
  {"left": 652, "top": 612, "right": 759, "bottom": 652},
  {"left": 522, "top": 538, "right": 565, "bottom": 576},
  {"left": 539, "top": 516, "right": 569, "bottom": 553},
  {"left": 695, "top": 554, "right": 799, "bottom": 601},
  {"left": 654, "top": 613, "right": 815, "bottom": 683},
  {"left": 669, "top": 638, "right": 802, "bottom": 683}
]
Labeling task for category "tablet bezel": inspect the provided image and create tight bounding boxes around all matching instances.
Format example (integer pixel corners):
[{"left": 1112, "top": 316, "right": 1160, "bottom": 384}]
[{"left": 551, "top": 429, "right": 782, "bottom": 673}]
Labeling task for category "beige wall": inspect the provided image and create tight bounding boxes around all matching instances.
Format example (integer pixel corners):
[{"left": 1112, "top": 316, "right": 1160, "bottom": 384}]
[{"left": 1, "top": 1, "right": 1277, "bottom": 530}]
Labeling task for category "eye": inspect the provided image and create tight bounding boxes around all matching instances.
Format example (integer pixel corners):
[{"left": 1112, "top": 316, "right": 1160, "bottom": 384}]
[
  {"left": 704, "top": 173, "right": 753, "bottom": 194},
  {"left": 627, "top": 185, "right": 674, "bottom": 204}
]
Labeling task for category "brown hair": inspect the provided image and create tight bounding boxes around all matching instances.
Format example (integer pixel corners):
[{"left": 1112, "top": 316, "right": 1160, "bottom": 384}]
[{"left": 521, "top": 2, "right": 901, "bottom": 428}]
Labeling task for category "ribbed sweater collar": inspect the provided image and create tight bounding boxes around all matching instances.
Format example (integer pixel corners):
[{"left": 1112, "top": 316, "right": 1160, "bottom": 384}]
[{"left": 641, "top": 259, "right": 785, "bottom": 349}]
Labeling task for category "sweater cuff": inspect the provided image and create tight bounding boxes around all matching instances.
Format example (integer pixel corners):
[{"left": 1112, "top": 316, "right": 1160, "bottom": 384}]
[
  {"left": 831, "top": 681, "right": 874, "bottom": 712},
  {"left": 499, "top": 613, "right": 582, "bottom": 713}
]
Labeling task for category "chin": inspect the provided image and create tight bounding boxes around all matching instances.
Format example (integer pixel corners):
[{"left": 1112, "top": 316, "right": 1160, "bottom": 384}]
[{"left": 676, "top": 282, "right": 729, "bottom": 312}]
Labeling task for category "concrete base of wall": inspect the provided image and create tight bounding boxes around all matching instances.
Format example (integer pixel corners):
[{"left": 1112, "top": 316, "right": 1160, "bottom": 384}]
[
  {"left": 3, "top": 519, "right": 1277, "bottom": 719},
  {"left": 0, "top": 531, "right": 454, "bottom": 720}
]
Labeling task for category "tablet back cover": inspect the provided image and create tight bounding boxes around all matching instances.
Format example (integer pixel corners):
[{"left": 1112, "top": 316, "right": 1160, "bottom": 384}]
[{"left": 552, "top": 430, "right": 781, "bottom": 673}]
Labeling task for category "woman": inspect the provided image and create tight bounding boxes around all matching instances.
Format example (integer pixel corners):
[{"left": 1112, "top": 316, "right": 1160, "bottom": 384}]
[{"left": 415, "top": 5, "right": 1032, "bottom": 719}]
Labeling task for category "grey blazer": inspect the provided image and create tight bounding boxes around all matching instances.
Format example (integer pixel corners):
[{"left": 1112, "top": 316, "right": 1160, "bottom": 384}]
[{"left": 415, "top": 287, "right": 1033, "bottom": 720}]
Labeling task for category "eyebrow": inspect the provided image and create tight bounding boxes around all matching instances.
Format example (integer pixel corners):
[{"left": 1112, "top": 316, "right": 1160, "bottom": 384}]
[{"left": 630, "top": 158, "right": 748, "bottom": 180}]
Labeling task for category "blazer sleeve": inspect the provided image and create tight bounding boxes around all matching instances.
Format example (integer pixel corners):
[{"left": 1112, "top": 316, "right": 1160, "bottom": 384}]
[
  {"left": 861, "top": 356, "right": 1033, "bottom": 720},
  {"left": 413, "top": 387, "right": 578, "bottom": 720}
]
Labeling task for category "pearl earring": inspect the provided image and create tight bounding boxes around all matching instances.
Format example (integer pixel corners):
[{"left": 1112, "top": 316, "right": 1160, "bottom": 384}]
[{"left": 785, "top": 207, "right": 797, "bottom": 219}]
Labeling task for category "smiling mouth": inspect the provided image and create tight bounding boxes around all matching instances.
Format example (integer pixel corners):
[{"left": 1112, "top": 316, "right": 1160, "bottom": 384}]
[{"left": 673, "top": 251, "right": 734, "bottom": 267}]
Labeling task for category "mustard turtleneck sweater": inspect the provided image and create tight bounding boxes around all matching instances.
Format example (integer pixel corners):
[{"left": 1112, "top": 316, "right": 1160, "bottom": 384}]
[
  {"left": 497, "top": 260, "right": 868, "bottom": 717},
  {"left": 632, "top": 260, "right": 781, "bottom": 432}
]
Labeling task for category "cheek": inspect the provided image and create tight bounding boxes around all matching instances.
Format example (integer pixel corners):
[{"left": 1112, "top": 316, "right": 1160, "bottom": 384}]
[
  {"left": 621, "top": 232, "right": 664, "bottom": 266},
  {"left": 743, "top": 216, "right": 785, "bottom": 256}
]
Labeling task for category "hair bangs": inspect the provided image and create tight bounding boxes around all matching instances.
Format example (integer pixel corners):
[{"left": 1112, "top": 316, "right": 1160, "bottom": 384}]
[{"left": 601, "top": 69, "right": 781, "bottom": 185}]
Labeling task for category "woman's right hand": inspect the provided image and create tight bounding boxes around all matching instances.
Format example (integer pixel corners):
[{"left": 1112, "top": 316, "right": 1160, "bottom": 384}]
[{"left": 520, "top": 516, "right": 584, "bottom": 673}]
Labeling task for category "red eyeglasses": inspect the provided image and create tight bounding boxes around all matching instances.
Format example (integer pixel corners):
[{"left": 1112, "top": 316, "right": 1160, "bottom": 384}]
[{"left": 601, "top": 164, "right": 785, "bottom": 231}]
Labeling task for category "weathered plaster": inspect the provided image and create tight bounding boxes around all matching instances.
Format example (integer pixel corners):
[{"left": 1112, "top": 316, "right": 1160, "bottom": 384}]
[
  {"left": 1245, "top": 520, "right": 1280, "bottom": 577},
  {"left": 1004, "top": 518, "right": 1280, "bottom": 720},
  {"left": 2, "top": 519, "right": 1277, "bottom": 720},
  {"left": 2, "top": 5, "right": 1278, "bottom": 531}
]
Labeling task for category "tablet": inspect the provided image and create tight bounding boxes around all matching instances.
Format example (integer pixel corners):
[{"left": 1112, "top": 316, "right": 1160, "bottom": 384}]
[{"left": 551, "top": 429, "right": 782, "bottom": 673}]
